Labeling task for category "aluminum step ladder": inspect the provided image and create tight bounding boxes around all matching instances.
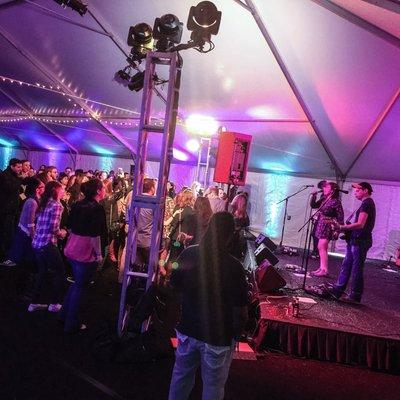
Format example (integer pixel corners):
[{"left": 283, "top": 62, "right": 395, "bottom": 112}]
[{"left": 118, "top": 51, "right": 181, "bottom": 336}]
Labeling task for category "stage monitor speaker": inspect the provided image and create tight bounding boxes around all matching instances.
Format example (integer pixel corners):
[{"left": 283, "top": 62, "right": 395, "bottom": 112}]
[
  {"left": 213, "top": 132, "right": 252, "bottom": 186},
  {"left": 255, "top": 263, "right": 286, "bottom": 293},
  {"left": 255, "top": 233, "right": 277, "bottom": 252},
  {"left": 254, "top": 243, "right": 279, "bottom": 267}
]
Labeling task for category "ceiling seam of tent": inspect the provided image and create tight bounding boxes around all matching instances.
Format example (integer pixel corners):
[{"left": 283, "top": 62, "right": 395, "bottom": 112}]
[
  {"left": 310, "top": 0, "right": 400, "bottom": 49},
  {"left": 360, "top": 0, "right": 400, "bottom": 14},
  {"left": 232, "top": 0, "right": 252, "bottom": 12},
  {"left": 244, "top": 0, "right": 344, "bottom": 178},
  {"left": 0, "top": 0, "right": 21, "bottom": 11},
  {"left": 0, "top": 85, "right": 79, "bottom": 155},
  {"left": 344, "top": 87, "right": 400, "bottom": 178},
  {"left": 22, "top": 0, "right": 111, "bottom": 37},
  {"left": 0, "top": 25, "right": 136, "bottom": 156}
]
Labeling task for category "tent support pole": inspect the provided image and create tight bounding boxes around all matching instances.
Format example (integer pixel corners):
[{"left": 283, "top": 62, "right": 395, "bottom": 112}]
[{"left": 244, "top": 0, "right": 344, "bottom": 178}]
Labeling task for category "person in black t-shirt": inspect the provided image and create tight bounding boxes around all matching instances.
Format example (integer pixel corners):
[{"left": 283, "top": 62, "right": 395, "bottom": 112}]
[
  {"left": 168, "top": 212, "right": 248, "bottom": 400},
  {"left": 330, "top": 182, "right": 376, "bottom": 303}
]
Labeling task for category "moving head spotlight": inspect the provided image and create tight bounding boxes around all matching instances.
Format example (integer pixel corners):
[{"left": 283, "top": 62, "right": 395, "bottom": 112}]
[
  {"left": 127, "top": 23, "right": 154, "bottom": 61},
  {"left": 187, "top": 1, "right": 221, "bottom": 44},
  {"left": 53, "top": 0, "right": 87, "bottom": 16},
  {"left": 153, "top": 14, "right": 183, "bottom": 51}
]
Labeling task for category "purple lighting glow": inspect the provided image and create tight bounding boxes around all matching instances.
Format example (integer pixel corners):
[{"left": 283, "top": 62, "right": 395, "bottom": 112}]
[{"left": 173, "top": 148, "right": 189, "bottom": 161}]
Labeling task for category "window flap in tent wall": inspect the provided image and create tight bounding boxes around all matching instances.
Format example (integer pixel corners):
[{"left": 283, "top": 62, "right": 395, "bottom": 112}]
[
  {"left": 311, "top": 0, "right": 400, "bottom": 49},
  {"left": 0, "top": 25, "right": 136, "bottom": 156},
  {"left": 243, "top": 0, "right": 344, "bottom": 178}
]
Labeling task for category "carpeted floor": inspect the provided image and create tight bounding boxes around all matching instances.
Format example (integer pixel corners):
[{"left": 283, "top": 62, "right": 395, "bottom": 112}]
[{"left": 1, "top": 255, "right": 399, "bottom": 400}]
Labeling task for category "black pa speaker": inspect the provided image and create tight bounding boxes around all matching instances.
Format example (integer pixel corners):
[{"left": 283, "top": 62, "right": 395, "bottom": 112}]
[
  {"left": 255, "top": 233, "right": 277, "bottom": 252},
  {"left": 255, "top": 263, "right": 286, "bottom": 293},
  {"left": 254, "top": 243, "right": 279, "bottom": 267}
]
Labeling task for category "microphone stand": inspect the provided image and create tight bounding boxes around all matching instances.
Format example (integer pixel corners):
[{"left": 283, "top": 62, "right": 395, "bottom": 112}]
[
  {"left": 297, "top": 192, "right": 335, "bottom": 290},
  {"left": 276, "top": 186, "right": 310, "bottom": 252}
]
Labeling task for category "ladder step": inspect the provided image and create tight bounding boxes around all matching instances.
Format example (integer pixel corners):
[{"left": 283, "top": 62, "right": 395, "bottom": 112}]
[
  {"left": 142, "top": 124, "right": 164, "bottom": 133},
  {"left": 127, "top": 271, "right": 149, "bottom": 278},
  {"left": 132, "top": 194, "right": 159, "bottom": 204}
]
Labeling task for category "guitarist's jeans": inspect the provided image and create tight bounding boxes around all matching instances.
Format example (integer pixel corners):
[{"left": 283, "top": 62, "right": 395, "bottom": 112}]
[{"left": 333, "top": 242, "right": 370, "bottom": 301}]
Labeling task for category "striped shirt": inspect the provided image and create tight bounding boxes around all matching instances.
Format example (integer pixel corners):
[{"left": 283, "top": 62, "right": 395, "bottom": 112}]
[{"left": 32, "top": 199, "right": 63, "bottom": 249}]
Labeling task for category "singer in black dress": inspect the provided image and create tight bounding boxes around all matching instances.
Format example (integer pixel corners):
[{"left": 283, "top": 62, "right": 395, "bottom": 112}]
[{"left": 311, "top": 182, "right": 344, "bottom": 277}]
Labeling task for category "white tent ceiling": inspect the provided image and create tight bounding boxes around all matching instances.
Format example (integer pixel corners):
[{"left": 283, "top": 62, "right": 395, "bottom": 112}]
[{"left": 0, "top": 0, "right": 399, "bottom": 180}]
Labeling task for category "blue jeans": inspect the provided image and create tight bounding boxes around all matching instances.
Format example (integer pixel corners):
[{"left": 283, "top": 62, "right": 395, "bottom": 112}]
[
  {"left": 8, "top": 227, "right": 34, "bottom": 264},
  {"left": 168, "top": 331, "right": 235, "bottom": 400},
  {"left": 32, "top": 243, "right": 65, "bottom": 304},
  {"left": 333, "top": 242, "right": 370, "bottom": 301},
  {"left": 61, "top": 259, "right": 98, "bottom": 332}
]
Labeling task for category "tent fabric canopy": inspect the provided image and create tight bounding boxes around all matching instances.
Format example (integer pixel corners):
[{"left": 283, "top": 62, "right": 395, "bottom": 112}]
[{"left": 0, "top": 0, "right": 399, "bottom": 180}]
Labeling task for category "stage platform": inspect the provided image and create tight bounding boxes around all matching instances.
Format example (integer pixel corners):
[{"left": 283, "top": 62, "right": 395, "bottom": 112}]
[{"left": 251, "top": 254, "right": 400, "bottom": 374}]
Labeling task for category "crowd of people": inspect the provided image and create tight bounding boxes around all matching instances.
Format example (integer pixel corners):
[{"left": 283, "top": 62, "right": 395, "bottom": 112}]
[{"left": 0, "top": 157, "right": 251, "bottom": 329}]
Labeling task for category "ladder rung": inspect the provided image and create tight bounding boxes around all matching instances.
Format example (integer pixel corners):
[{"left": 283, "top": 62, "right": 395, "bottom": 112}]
[
  {"left": 132, "top": 195, "right": 159, "bottom": 204},
  {"left": 142, "top": 124, "right": 164, "bottom": 133},
  {"left": 127, "top": 271, "right": 149, "bottom": 278}
]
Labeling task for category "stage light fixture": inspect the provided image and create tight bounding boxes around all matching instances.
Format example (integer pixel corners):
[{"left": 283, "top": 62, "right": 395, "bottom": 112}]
[
  {"left": 127, "top": 23, "right": 154, "bottom": 61},
  {"left": 187, "top": 1, "right": 221, "bottom": 44},
  {"left": 128, "top": 71, "right": 145, "bottom": 92},
  {"left": 53, "top": 0, "right": 87, "bottom": 16},
  {"left": 114, "top": 67, "right": 132, "bottom": 87},
  {"left": 153, "top": 14, "right": 183, "bottom": 51}
]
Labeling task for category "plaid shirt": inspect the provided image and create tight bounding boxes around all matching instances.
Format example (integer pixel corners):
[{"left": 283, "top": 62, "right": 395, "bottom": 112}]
[{"left": 32, "top": 199, "right": 63, "bottom": 249}]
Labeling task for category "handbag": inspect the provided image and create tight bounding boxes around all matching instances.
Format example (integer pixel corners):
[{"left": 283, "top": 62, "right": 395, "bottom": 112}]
[{"left": 64, "top": 232, "right": 102, "bottom": 263}]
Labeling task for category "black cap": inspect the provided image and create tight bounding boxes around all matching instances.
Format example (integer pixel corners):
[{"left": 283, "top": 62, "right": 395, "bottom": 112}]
[{"left": 352, "top": 182, "right": 373, "bottom": 194}]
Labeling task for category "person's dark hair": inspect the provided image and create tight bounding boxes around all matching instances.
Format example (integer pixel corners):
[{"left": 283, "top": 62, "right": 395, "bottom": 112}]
[
  {"left": 46, "top": 166, "right": 57, "bottom": 175},
  {"left": 23, "top": 177, "right": 42, "bottom": 198},
  {"left": 36, "top": 172, "right": 48, "bottom": 184},
  {"left": 112, "top": 176, "right": 125, "bottom": 190},
  {"left": 200, "top": 212, "right": 235, "bottom": 255},
  {"left": 9, "top": 158, "right": 21, "bottom": 167},
  {"left": 143, "top": 178, "right": 156, "bottom": 194},
  {"left": 39, "top": 181, "right": 62, "bottom": 210},
  {"left": 75, "top": 168, "right": 84, "bottom": 175},
  {"left": 81, "top": 178, "right": 103, "bottom": 201},
  {"left": 194, "top": 197, "right": 212, "bottom": 230},
  {"left": 326, "top": 181, "right": 340, "bottom": 199},
  {"left": 318, "top": 180, "right": 327, "bottom": 190},
  {"left": 21, "top": 159, "right": 29, "bottom": 164},
  {"left": 59, "top": 172, "right": 68, "bottom": 182},
  {"left": 74, "top": 171, "right": 86, "bottom": 185}
]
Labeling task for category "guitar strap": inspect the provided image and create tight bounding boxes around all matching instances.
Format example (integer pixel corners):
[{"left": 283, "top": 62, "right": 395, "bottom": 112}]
[{"left": 345, "top": 208, "right": 358, "bottom": 225}]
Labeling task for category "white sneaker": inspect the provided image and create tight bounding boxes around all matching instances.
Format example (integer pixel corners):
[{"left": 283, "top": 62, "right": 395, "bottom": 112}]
[
  {"left": 48, "top": 303, "right": 62, "bottom": 313},
  {"left": 66, "top": 276, "right": 75, "bottom": 283},
  {"left": 0, "top": 259, "right": 17, "bottom": 267},
  {"left": 28, "top": 303, "right": 48, "bottom": 312}
]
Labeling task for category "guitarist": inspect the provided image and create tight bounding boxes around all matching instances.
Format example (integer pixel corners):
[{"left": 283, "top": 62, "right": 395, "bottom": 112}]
[{"left": 330, "top": 182, "right": 376, "bottom": 303}]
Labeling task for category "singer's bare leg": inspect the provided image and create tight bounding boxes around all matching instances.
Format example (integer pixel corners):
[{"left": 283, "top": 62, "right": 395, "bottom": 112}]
[{"left": 314, "top": 239, "right": 329, "bottom": 276}]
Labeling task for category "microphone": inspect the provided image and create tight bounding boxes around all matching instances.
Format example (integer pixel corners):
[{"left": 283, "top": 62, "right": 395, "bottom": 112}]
[
  {"left": 317, "top": 189, "right": 349, "bottom": 194},
  {"left": 304, "top": 185, "right": 314, "bottom": 188}
]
